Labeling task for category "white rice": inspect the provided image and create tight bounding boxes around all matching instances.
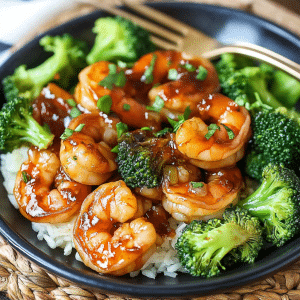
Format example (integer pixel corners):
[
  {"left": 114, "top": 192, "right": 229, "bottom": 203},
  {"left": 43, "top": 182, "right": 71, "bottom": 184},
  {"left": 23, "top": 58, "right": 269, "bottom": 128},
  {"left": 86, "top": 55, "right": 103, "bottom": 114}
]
[{"left": 0, "top": 146, "right": 186, "bottom": 278}]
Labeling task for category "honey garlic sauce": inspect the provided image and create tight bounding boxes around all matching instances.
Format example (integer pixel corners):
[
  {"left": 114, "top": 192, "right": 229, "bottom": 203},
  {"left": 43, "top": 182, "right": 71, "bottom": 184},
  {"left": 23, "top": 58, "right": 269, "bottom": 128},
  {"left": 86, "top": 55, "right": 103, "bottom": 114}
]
[
  {"left": 73, "top": 181, "right": 157, "bottom": 275},
  {"left": 32, "top": 83, "right": 74, "bottom": 139}
]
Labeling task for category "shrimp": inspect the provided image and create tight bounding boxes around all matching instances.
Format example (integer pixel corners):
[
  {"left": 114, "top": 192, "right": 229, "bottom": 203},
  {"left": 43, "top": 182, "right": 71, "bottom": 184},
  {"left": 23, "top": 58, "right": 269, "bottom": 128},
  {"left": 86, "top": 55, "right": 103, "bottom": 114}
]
[
  {"left": 175, "top": 93, "right": 251, "bottom": 169},
  {"left": 148, "top": 51, "right": 220, "bottom": 116},
  {"left": 13, "top": 147, "right": 91, "bottom": 223},
  {"left": 162, "top": 164, "right": 243, "bottom": 222},
  {"left": 74, "top": 61, "right": 162, "bottom": 129},
  {"left": 60, "top": 112, "right": 119, "bottom": 185},
  {"left": 73, "top": 180, "right": 157, "bottom": 276}
]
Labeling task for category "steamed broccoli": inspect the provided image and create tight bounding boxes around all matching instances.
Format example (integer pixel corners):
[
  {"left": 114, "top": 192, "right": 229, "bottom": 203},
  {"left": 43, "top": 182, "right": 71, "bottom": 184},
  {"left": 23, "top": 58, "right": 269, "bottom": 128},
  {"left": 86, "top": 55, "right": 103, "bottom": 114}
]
[
  {"left": 245, "top": 107, "right": 300, "bottom": 180},
  {"left": 175, "top": 207, "right": 263, "bottom": 277},
  {"left": 0, "top": 96, "right": 54, "bottom": 152},
  {"left": 86, "top": 16, "right": 156, "bottom": 65},
  {"left": 270, "top": 69, "right": 300, "bottom": 108},
  {"left": 215, "top": 53, "right": 299, "bottom": 109},
  {"left": 239, "top": 164, "right": 300, "bottom": 247},
  {"left": 2, "top": 34, "right": 88, "bottom": 102},
  {"left": 117, "top": 129, "right": 169, "bottom": 188}
]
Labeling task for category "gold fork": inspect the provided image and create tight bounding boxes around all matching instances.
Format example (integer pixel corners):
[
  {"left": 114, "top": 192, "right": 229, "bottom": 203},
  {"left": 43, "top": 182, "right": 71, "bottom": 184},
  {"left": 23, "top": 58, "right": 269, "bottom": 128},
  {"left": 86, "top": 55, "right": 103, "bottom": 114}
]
[{"left": 77, "top": 0, "right": 300, "bottom": 80}]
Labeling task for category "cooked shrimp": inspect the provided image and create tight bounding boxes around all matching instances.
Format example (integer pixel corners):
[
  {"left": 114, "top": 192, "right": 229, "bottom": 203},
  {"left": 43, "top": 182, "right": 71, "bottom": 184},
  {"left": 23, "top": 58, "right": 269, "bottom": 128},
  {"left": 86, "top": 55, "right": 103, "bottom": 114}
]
[
  {"left": 175, "top": 93, "right": 251, "bottom": 169},
  {"left": 60, "top": 112, "right": 118, "bottom": 185},
  {"left": 162, "top": 164, "right": 243, "bottom": 222},
  {"left": 74, "top": 61, "right": 162, "bottom": 129},
  {"left": 148, "top": 51, "right": 220, "bottom": 116},
  {"left": 73, "top": 180, "right": 157, "bottom": 276},
  {"left": 13, "top": 147, "right": 91, "bottom": 223}
]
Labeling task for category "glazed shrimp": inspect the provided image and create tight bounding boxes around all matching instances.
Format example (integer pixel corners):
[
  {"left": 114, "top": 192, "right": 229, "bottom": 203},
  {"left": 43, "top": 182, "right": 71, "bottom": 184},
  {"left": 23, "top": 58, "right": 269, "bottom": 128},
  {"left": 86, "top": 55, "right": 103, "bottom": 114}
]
[
  {"left": 73, "top": 180, "right": 157, "bottom": 276},
  {"left": 74, "top": 61, "right": 161, "bottom": 129},
  {"left": 13, "top": 147, "right": 91, "bottom": 223},
  {"left": 162, "top": 164, "right": 243, "bottom": 222},
  {"left": 148, "top": 51, "right": 220, "bottom": 116},
  {"left": 60, "top": 112, "right": 119, "bottom": 185},
  {"left": 175, "top": 93, "right": 251, "bottom": 169}
]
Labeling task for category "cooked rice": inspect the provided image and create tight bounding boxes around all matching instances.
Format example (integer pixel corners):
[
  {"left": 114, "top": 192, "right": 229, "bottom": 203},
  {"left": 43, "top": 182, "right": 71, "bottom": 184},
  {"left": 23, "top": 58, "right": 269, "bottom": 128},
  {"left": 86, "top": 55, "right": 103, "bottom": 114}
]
[{"left": 1, "top": 146, "right": 186, "bottom": 278}]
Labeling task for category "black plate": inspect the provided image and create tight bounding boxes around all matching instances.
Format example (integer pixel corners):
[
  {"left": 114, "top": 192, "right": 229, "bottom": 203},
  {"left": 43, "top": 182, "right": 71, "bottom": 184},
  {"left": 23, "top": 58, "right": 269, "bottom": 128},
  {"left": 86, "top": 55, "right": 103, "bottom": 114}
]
[{"left": 1, "top": 2, "right": 300, "bottom": 298}]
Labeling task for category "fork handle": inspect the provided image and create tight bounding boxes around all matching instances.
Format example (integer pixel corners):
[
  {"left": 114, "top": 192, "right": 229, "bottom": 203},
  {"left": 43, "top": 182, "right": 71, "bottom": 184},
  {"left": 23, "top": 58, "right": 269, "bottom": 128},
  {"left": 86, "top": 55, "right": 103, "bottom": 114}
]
[{"left": 203, "top": 45, "right": 300, "bottom": 81}]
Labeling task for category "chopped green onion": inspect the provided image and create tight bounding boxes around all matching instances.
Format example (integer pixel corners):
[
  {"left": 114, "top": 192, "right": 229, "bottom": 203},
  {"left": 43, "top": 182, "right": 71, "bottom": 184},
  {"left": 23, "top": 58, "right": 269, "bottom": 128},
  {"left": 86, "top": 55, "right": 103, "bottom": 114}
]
[
  {"left": 141, "top": 127, "right": 152, "bottom": 131},
  {"left": 205, "top": 123, "right": 220, "bottom": 140},
  {"left": 70, "top": 107, "right": 81, "bottom": 118},
  {"left": 111, "top": 145, "right": 119, "bottom": 153},
  {"left": 146, "top": 96, "right": 164, "bottom": 112},
  {"left": 123, "top": 103, "right": 131, "bottom": 111},
  {"left": 66, "top": 99, "right": 77, "bottom": 107},
  {"left": 75, "top": 124, "right": 85, "bottom": 132},
  {"left": 190, "top": 182, "right": 204, "bottom": 188},
  {"left": 22, "top": 171, "right": 31, "bottom": 183},
  {"left": 222, "top": 124, "right": 235, "bottom": 140},
  {"left": 154, "top": 127, "right": 172, "bottom": 137},
  {"left": 168, "top": 106, "right": 192, "bottom": 132},
  {"left": 116, "top": 122, "right": 128, "bottom": 138},
  {"left": 181, "top": 62, "right": 196, "bottom": 72},
  {"left": 143, "top": 54, "right": 157, "bottom": 84},
  {"left": 115, "top": 70, "right": 126, "bottom": 87},
  {"left": 168, "top": 69, "right": 178, "bottom": 81},
  {"left": 60, "top": 128, "right": 74, "bottom": 140},
  {"left": 99, "top": 69, "right": 127, "bottom": 90},
  {"left": 108, "top": 63, "right": 117, "bottom": 74},
  {"left": 196, "top": 66, "right": 208, "bottom": 80},
  {"left": 97, "top": 95, "right": 112, "bottom": 114}
]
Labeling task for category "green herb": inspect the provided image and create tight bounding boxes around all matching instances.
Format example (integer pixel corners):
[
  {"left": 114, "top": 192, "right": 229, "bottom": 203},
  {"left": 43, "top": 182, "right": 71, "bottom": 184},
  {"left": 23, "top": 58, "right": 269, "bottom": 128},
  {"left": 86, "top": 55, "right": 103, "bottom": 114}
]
[
  {"left": 168, "top": 69, "right": 178, "bottom": 81},
  {"left": 60, "top": 128, "right": 74, "bottom": 140},
  {"left": 191, "top": 182, "right": 204, "bottom": 188},
  {"left": 115, "top": 70, "right": 126, "bottom": 87},
  {"left": 168, "top": 106, "right": 192, "bottom": 132},
  {"left": 73, "top": 156, "right": 77, "bottom": 160},
  {"left": 116, "top": 122, "right": 128, "bottom": 138},
  {"left": 97, "top": 95, "right": 112, "bottom": 114},
  {"left": 70, "top": 107, "right": 81, "bottom": 118},
  {"left": 196, "top": 66, "right": 208, "bottom": 80},
  {"left": 222, "top": 124, "right": 235, "bottom": 140},
  {"left": 141, "top": 127, "right": 152, "bottom": 131},
  {"left": 123, "top": 103, "right": 131, "bottom": 111},
  {"left": 108, "top": 63, "right": 117, "bottom": 74},
  {"left": 99, "top": 69, "right": 126, "bottom": 90},
  {"left": 111, "top": 145, "right": 119, "bottom": 153},
  {"left": 75, "top": 124, "right": 85, "bottom": 132},
  {"left": 167, "top": 60, "right": 173, "bottom": 66},
  {"left": 153, "top": 83, "right": 160, "bottom": 88},
  {"left": 143, "top": 54, "right": 157, "bottom": 84},
  {"left": 154, "top": 127, "right": 172, "bottom": 137},
  {"left": 205, "top": 123, "right": 220, "bottom": 140},
  {"left": 181, "top": 62, "right": 196, "bottom": 72},
  {"left": 22, "top": 171, "right": 31, "bottom": 183},
  {"left": 66, "top": 99, "right": 77, "bottom": 107},
  {"left": 146, "top": 96, "right": 164, "bottom": 112}
]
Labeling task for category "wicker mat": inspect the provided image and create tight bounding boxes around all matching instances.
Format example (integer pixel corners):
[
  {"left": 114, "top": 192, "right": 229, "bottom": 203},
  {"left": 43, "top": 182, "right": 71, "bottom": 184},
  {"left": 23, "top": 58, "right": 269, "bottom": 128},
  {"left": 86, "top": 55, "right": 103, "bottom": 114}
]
[{"left": 3, "top": 1, "right": 300, "bottom": 299}]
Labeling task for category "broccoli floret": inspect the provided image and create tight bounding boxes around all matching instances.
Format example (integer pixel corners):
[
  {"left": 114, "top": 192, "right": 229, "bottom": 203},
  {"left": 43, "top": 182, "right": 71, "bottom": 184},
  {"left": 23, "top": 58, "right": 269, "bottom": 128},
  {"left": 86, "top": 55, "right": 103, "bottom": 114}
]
[
  {"left": 245, "top": 107, "right": 300, "bottom": 180},
  {"left": 270, "top": 70, "right": 300, "bottom": 109},
  {"left": 86, "top": 16, "right": 156, "bottom": 65},
  {"left": 175, "top": 207, "right": 263, "bottom": 277},
  {"left": 2, "top": 34, "right": 87, "bottom": 102},
  {"left": 117, "top": 130, "right": 168, "bottom": 188},
  {"left": 0, "top": 96, "right": 54, "bottom": 152},
  {"left": 239, "top": 164, "right": 300, "bottom": 247},
  {"left": 215, "top": 53, "right": 284, "bottom": 109}
]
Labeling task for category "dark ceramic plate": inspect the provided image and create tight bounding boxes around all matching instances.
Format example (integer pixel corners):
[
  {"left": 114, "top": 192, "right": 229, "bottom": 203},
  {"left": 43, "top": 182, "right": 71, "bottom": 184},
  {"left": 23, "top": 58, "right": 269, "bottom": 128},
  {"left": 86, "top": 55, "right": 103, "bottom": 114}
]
[{"left": 1, "top": 2, "right": 300, "bottom": 298}]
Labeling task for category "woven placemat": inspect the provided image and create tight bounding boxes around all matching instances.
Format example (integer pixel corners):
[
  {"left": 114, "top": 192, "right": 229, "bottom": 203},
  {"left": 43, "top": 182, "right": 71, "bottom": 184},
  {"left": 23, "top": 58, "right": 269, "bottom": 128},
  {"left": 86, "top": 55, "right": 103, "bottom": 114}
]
[{"left": 3, "top": 1, "right": 300, "bottom": 299}]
